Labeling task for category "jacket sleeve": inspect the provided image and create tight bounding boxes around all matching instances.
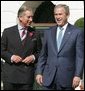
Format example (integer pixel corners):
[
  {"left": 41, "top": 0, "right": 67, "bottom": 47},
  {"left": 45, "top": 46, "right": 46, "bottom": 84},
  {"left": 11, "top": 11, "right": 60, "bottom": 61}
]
[
  {"left": 1, "top": 29, "right": 13, "bottom": 64},
  {"left": 35, "top": 30, "right": 48, "bottom": 75},
  {"left": 75, "top": 30, "right": 84, "bottom": 79}
]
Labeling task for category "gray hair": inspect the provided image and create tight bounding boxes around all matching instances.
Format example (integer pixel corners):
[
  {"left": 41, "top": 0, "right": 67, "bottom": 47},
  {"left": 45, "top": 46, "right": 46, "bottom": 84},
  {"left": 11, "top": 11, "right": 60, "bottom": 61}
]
[
  {"left": 54, "top": 4, "right": 70, "bottom": 15},
  {"left": 17, "top": 5, "right": 32, "bottom": 17}
]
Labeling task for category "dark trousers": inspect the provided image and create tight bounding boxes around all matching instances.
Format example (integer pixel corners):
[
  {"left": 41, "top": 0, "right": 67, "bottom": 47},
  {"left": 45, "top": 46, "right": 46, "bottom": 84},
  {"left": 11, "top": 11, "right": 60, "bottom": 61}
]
[
  {"left": 3, "top": 82, "right": 33, "bottom": 90},
  {"left": 42, "top": 84, "right": 74, "bottom": 90}
]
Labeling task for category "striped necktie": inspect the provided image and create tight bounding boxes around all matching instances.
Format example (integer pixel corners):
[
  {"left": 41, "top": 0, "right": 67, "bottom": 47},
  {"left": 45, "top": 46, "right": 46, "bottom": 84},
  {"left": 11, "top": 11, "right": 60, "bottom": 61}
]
[
  {"left": 57, "top": 27, "right": 64, "bottom": 50},
  {"left": 22, "top": 29, "right": 26, "bottom": 38},
  {"left": 21, "top": 28, "right": 27, "bottom": 41}
]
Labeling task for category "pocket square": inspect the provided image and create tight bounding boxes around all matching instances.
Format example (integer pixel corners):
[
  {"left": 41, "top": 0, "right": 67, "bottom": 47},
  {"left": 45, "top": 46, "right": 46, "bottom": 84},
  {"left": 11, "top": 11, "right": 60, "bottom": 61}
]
[{"left": 32, "top": 38, "right": 37, "bottom": 41}]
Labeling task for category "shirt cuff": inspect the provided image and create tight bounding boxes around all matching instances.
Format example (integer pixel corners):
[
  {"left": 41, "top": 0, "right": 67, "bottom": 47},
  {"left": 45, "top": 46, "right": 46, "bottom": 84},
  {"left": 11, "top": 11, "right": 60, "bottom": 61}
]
[
  {"left": 31, "top": 55, "right": 35, "bottom": 63},
  {"left": 11, "top": 55, "right": 14, "bottom": 63}
]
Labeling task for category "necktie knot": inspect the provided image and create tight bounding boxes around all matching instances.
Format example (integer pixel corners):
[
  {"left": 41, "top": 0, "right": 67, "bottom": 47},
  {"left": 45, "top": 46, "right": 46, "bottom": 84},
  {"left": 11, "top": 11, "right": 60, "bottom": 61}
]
[
  {"left": 21, "top": 27, "right": 27, "bottom": 30},
  {"left": 59, "top": 27, "right": 64, "bottom": 31},
  {"left": 20, "top": 27, "right": 27, "bottom": 40}
]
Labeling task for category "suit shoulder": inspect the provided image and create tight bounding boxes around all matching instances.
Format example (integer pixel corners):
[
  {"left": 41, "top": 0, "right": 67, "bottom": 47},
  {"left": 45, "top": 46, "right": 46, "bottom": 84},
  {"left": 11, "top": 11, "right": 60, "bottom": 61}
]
[
  {"left": 43, "top": 26, "right": 56, "bottom": 33},
  {"left": 68, "top": 23, "right": 83, "bottom": 33},
  {"left": 44, "top": 26, "right": 56, "bottom": 31},
  {"left": 4, "top": 25, "right": 17, "bottom": 32},
  {"left": 2, "top": 25, "right": 17, "bottom": 36},
  {"left": 49, "top": 26, "right": 57, "bottom": 30}
]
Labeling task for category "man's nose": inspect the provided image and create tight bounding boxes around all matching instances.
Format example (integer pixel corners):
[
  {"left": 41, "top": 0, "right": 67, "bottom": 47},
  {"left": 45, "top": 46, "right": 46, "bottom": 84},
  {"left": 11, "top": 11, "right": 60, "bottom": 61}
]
[{"left": 29, "top": 17, "right": 33, "bottom": 21}]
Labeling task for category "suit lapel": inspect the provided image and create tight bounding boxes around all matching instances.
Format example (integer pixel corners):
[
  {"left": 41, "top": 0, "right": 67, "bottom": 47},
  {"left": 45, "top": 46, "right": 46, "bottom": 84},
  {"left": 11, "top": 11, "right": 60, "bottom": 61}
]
[
  {"left": 51, "top": 26, "right": 58, "bottom": 54},
  {"left": 22, "top": 31, "right": 31, "bottom": 52},
  {"left": 58, "top": 24, "right": 72, "bottom": 53},
  {"left": 13, "top": 26, "right": 23, "bottom": 47},
  {"left": 22, "top": 30, "right": 36, "bottom": 53},
  {"left": 13, "top": 25, "right": 29, "bottom": 51}
]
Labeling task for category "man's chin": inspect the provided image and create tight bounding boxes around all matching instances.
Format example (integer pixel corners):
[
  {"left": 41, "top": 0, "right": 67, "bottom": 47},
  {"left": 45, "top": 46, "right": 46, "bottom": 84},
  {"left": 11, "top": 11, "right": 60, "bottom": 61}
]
[
  {"left": 57, "top": 24, "right": 62, "bottom": 26},
  {"left": 26, "top": 24, "right": 31, "bottom": 27}
]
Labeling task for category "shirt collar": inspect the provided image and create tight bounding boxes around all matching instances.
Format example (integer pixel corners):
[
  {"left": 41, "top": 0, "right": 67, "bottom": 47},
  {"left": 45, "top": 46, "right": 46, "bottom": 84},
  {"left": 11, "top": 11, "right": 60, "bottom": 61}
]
[
  {"left": 18, "top": 24, "right": 23, "bottom": 31},
  {"left": 62, "top": 23, "right": 68, "bottom": 31}
]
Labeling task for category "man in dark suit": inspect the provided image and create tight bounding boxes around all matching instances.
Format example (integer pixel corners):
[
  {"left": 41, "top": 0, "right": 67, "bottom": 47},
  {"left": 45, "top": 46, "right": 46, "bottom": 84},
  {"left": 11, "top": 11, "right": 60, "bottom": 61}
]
[
  {"left": 36, "top": 4, "right": 84, "bottom": 90},
  {"left": 1, "top": 5, "right": 42, "bottom": 90}
]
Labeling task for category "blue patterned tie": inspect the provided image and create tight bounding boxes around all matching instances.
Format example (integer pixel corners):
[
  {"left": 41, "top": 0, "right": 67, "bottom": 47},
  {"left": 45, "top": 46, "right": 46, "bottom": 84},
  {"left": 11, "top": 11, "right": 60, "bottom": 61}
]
[{"left": 57, "top": 27, "right": 64, "bottom": 50}]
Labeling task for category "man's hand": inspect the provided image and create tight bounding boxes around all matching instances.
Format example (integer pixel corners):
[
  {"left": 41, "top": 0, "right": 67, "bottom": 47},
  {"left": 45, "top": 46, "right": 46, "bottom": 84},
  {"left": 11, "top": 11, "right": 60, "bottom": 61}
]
[
  {"left": 11, "top": 55, "right": 22, "bottom": 63},
  {"left": 22, "top": 55, "right": 34, "bottom": 64},
  {"left": 72, "top": 76, "right": 80, "bottom": 88},
  {"left": 36, "top": 74, "right": 43, "bottom": 86}
]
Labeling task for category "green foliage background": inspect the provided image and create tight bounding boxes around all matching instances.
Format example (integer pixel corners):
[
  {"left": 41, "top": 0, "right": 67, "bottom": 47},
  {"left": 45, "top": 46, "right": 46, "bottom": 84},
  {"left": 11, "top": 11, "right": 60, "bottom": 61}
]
[{"left": 74, "top": 17, "right": 84, "bottom": 30}]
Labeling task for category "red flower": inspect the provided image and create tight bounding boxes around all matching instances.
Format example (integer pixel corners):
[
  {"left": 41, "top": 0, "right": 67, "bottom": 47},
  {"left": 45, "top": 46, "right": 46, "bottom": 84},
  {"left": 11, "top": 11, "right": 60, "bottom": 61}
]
[{"left": 29, "top": 32, "right": 34, "bottom": 37}]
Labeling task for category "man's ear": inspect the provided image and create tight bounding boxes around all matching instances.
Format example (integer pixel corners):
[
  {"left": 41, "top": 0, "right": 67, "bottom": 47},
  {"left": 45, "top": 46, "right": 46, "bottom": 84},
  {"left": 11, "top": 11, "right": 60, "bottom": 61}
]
[{"left": 19, "top": 16, "right": 23, "bottom": 22}]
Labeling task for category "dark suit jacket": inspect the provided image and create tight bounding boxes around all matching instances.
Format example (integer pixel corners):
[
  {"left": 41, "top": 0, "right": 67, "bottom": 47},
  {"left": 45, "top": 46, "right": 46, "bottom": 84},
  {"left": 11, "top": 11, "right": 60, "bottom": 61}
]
[
  {"left": 1, "top": 25, "right": 42, "bottom": 84},
  {"left": 36, "top": 23, "right": 84, "bottom": 87}
]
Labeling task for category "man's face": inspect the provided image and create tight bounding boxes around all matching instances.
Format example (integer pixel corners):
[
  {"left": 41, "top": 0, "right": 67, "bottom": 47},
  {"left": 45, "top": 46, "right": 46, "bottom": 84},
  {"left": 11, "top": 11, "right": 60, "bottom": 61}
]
[
  {"left": 54, "top": 7, "right": 69, "bottom": 27},
  {"left": 19, "top": 10, "right": 33, "bottom": 27}
]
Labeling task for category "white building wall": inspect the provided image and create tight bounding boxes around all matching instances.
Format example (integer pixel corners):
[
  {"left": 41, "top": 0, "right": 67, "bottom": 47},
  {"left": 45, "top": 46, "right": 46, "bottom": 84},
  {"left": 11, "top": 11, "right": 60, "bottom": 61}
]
[
  {"left": 1, "top": 1, "right": 25, "bottom": 35},
  {"left": 1, "top": 1, "right": 84, "bottom": 35}
]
